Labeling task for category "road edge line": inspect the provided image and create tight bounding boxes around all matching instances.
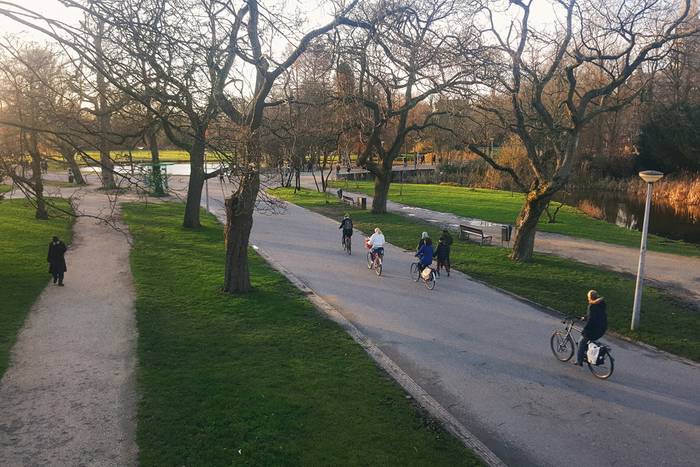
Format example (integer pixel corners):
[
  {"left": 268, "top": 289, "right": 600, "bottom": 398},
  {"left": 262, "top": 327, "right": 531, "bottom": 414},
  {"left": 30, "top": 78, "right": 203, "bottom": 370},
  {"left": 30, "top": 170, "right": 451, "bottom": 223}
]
[{"left": 252, "top": 244, "right": 507, "bottom": 467}]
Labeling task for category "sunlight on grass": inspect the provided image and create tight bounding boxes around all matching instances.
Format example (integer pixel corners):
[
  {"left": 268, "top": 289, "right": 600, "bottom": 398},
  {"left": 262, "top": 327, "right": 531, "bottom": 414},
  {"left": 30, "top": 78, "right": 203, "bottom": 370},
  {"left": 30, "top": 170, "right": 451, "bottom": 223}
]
[{"left": 123, "top": 202, "right": 481, "bottom": 466}]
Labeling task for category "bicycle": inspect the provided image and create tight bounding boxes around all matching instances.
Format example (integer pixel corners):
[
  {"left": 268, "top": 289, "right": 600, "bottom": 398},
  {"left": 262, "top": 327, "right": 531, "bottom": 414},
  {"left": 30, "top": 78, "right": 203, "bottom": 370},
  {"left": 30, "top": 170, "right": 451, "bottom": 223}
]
[
  {"left": 342, "top": 233, "right": 352, "bottom": 255},
  {"left": 550, "top": 319, "right": 615, "bottom": 379},
  {"left": 410, "top": 262, "right": 437, "bottom": 290},
  {"left": 366, "top": 248, "right": 383, "bottom": 276}
]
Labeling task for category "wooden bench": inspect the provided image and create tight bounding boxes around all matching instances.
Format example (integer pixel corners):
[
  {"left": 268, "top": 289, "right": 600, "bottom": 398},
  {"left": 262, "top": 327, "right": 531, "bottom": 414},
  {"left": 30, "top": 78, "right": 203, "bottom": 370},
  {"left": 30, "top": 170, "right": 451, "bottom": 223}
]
[
  {"left": 459, "top": 224, "right": 492, "bottom": 245},
  {"left": 341, "top": 195, "right": 367, "bottom": 210}
]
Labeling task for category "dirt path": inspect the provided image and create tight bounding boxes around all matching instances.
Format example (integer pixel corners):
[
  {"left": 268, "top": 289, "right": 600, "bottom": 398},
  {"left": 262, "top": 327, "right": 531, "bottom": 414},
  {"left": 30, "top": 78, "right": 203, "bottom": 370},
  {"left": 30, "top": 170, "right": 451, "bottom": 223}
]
[
  {"left": 0, "top": 193, "right": 138, "bottom": 466},
  {"left": 322, "top": 181, "right": 700, "bottom": 305}
]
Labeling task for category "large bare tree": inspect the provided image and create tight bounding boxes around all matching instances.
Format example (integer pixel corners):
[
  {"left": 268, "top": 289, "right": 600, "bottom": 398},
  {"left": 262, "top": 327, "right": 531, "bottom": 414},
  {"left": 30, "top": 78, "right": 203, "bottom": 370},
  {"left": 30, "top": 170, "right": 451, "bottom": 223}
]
[
  {"left": 209, "top": 0, "right": 367, "bottom": 293},
  {"left": 458, "top": 0, "right": 700, "bottom": 261},
  {"left": 332, "top": 0, "right": 480, "bottom": 213}
]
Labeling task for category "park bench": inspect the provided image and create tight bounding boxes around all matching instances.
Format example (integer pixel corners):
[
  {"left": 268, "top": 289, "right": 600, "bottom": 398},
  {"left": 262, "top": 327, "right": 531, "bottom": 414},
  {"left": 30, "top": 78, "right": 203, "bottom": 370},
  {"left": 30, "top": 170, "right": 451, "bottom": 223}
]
[
  {"left": 459, "top": 224, "right": 493, "bottom": 245},
  {"left": 340, "top": 194, "right": 367, "bottom": 210}
]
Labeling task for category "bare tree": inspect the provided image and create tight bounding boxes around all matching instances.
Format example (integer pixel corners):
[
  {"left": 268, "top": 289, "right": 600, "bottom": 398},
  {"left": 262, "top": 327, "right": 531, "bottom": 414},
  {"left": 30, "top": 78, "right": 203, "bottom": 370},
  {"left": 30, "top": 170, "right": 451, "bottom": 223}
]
[
  {"left": 457, "top": 0, "right": 700, "bottom": 261},
  {"left": 334, "top": 0, "right": 480, "bottom": 213},
  {"left": 211, "top": 0, "right": 367, "bottom": 293},
  {"left": 0, "top": 41, "right": 61, "bottom": 218}
]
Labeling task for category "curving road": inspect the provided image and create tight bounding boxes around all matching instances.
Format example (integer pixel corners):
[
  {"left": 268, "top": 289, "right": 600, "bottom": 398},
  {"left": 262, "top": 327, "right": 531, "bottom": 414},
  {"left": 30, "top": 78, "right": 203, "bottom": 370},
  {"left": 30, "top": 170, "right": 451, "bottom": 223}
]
[{"left": 203, "top": 188, "right": 699, "bottom": 467}]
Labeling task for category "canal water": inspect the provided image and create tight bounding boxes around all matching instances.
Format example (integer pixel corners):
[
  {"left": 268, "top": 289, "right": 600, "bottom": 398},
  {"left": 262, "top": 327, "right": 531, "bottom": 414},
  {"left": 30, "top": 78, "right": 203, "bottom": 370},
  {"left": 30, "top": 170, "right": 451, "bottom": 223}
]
[{"left": 556, "top": 190, "right": 700, "bottom": 245}]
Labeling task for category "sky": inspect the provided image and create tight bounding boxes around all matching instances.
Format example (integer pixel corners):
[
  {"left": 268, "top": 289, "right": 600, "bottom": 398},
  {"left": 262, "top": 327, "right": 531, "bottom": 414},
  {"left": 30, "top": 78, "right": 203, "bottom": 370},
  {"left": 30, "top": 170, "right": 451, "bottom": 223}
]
[
  {"left": 0, "top": 0, "right": 563, "bottom": 43},
  {"left": 0, "top": 0, "right": 344, "bottom": 40}
]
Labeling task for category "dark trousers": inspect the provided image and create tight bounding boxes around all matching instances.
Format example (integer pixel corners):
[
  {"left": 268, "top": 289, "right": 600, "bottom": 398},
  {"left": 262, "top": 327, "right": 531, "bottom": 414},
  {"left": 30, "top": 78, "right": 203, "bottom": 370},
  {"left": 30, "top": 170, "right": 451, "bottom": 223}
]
[
  {"left": 52, "top": 270, "right": 64, "bottom": 285},
  {"left": 576, "top": 337, "right": 591, "bottom": 364},
  {"left": 436, "top": 257, "right": 450, "bottom": 276}
]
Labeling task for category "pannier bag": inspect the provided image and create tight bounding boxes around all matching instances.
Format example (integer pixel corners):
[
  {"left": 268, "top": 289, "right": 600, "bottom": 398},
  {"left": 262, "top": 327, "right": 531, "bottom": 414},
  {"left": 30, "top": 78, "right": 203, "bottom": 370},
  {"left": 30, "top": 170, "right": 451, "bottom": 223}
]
[
  {"left": 421, "top": 267, "right": 433, "bottom": 280},
  {"left": 587, "top": 342, "right": 601, "bottom": 365}
]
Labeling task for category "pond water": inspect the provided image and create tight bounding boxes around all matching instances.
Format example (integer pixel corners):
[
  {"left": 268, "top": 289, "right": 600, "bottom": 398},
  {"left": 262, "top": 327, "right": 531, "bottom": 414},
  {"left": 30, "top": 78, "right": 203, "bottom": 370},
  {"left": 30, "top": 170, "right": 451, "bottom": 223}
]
[
  {"left": 81, "top": 162, "right": 209, "bottom": 176},
  {"left": 556, "top": 190, "right": 700, "bottom": 245}
]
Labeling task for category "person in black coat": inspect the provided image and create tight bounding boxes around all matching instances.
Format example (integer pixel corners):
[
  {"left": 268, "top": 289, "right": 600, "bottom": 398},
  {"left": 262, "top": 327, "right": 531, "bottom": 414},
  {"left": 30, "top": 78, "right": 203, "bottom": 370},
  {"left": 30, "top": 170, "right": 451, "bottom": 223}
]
[
  {"left": 438, "top": 229, "right": 453, "bottom": 275},
  {"left": 434, "top": 238, "right": 450, "bottom": 277},
  {"left": 48, "top": 236, "right": 67, "bottom": 286},
  {"left": 575, "top": 290, "right": 608, "bottom": 365}
]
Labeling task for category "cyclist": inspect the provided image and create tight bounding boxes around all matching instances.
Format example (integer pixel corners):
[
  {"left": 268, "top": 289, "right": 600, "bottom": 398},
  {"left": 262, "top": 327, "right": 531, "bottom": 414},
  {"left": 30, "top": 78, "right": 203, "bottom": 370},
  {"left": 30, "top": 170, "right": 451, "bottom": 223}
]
[
  {"left": 417, "top": 231, "right": 430, "bottom": 251},
  {"left": 575, "top": 290, "right": 608, "bottom": 366},
  {"left": 415, "top": 237, "right": 434, "bottom": 272},
  {"left": 339, "top": 214, "right": 353, "bottom": 246},
  {"left": 367, "top": 227, "right": 385, "bottom": 261}
]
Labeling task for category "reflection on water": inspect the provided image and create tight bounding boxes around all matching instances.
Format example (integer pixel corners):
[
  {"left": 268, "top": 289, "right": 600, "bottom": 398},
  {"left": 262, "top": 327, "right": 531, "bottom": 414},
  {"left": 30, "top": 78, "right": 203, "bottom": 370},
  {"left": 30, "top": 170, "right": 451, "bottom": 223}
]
[
  {"left": 81, "top": 162, "right": 207, "bottom": 176},
  {"left": 557, "top": 191, "right": 700, "bottom": 245}
]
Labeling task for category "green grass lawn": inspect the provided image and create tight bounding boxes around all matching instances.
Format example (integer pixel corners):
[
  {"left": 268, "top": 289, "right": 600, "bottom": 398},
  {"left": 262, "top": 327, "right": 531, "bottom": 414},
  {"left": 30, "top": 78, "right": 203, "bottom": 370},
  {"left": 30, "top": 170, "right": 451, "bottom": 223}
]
[
  {"left": 331, "top": 181, "right": 700, "bottom": 257},
  {"left": 0, "top": 199, "right": 74, "bottom": 377},
  {"left": 274, "top": 188, "right": 699, "bottom": 362},
  {"left": 83, "top": 150, "right": 219, "bottom": 163},
  {"left": 0, "top": 184, "right": 11, "bottom": 193},
  {"left": 122, "top": 202, "right": 480, "bottom": 466}
]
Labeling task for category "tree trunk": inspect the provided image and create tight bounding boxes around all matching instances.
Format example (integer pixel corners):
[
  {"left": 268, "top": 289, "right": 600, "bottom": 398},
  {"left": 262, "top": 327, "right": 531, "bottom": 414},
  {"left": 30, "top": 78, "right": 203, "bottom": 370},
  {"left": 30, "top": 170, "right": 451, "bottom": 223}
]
[
  {"left": 183, "top": 141, "right": 206, "bottom": 228},
  {"left": 371, "top": 170, "right": 391, "bottom": 214},
  {"left": 510, "top": 191, "right": 553, "bottom": 262},
  {"left": 223, "top": 172, "right": 260, "bottom": 294},
  {"left": 146, "top": 128, "right": 164, "bottom": 196},
  {"left": 62, "top": 150, "right": 86, "bottom": 185},
  {"left": 30, "top": 152, "right": 48, "bottom": 220},
  {"left": 95, "top": 19, "right": 116, "bottom": 190}
]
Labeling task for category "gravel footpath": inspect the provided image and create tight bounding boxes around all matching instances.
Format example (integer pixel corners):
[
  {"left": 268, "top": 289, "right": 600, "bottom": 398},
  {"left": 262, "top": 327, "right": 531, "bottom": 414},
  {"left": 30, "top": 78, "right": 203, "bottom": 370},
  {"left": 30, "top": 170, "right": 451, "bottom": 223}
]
[{"left": 0, "top": 193, "right": 138, "bottom": 466}]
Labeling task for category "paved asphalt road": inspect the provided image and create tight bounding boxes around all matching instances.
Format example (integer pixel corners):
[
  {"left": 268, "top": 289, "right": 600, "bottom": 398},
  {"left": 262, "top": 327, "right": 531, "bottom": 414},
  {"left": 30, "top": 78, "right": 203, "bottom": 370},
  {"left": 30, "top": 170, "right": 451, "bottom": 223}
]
[
  {"left": 206, "top": 196, "right": 698, "bottom": 467},
  {"left": 326, "top": 182, "right": 700, "bottom": 306}
]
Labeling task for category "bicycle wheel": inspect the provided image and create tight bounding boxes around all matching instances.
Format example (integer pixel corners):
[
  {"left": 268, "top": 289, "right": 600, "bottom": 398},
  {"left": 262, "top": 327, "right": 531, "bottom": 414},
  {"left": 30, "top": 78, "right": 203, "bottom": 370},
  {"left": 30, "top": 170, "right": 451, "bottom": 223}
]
[
  {"left": 375, "top": 257, "right": 383, "bottom": 276},
  {"left": 587, "top": 349, "right": 614, "bottom": 379},
  {"left": 367, "top": 252, "right": 373, "bottom": 269},
  {"left": 345, "top": 237, "right": 352, "bottom": 255},
  {"left": 424, "top": 271, "right": 436, "bottom": 290},
  {"left": 410, "top": 262, "right": 420, "bottom": 281},
  {"left": 550, "top": 331, "right": 575, "bottom": 362}
]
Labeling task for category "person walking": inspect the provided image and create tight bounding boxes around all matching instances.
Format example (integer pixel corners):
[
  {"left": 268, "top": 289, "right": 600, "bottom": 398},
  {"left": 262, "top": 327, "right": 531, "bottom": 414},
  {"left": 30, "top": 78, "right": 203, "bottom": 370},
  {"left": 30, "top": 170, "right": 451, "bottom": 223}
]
[
  {"left": 438, "top": 229, "right": 453, "bottom": 276},
  {"left": 47, "top": 236, "right": 67, "bottom": 286},
  {"left": 575, "top": 290, "right": 608, "bottom": 366},
  {"left": 434, "top": 239, "right": 450, "bottom": 277}
]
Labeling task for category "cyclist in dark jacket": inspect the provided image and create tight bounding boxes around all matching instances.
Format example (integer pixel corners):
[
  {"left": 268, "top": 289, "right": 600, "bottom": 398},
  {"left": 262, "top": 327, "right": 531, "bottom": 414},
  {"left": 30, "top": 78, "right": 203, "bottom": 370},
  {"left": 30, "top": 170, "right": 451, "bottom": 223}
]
[
  {"left": 339, "top": 214, "right": 353, "bottom": 245},
  {"left": 575, "top": 290, "right": 608, "bottom": 365}
]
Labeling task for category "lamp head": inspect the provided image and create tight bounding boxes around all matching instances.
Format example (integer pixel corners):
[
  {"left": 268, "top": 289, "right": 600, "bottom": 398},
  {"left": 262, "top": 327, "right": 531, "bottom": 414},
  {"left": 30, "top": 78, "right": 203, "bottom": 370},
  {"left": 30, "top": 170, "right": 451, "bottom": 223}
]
[{"left": 639, "top": 170, "right": 664, "bottom": 184}]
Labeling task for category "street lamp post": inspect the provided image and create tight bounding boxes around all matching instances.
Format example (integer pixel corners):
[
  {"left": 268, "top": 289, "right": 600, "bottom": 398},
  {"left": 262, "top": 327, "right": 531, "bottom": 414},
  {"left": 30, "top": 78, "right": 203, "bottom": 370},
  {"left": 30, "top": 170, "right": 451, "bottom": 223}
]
[{"left": 631, "top": 170, "right": 664, "bottom": 331}]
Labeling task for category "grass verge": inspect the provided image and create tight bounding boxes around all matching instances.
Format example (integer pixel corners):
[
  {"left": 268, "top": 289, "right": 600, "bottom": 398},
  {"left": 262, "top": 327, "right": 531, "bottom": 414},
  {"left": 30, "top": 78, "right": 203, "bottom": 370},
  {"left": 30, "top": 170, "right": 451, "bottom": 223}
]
[
  {"left": 274, "top": 188, "right": 699, "bottom": 362},
  {"left": 0, "top": 199, "right": 74, "bottom": 377},
  {"left": 122, "top": 202, "right": 481, "bottom": 466},
  {"left": 0, "top": 184, "right": 11, "bottom": 193},
  {"left": 331, "top": 181, "right": 700, "bottom": 257}
]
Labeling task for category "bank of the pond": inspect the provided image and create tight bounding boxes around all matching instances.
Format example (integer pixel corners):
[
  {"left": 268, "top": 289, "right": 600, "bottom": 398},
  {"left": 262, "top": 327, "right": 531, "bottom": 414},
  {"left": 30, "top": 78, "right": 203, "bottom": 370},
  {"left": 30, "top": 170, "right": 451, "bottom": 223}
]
[
  {"left": 0, "top": 199, "right": 74, "bottom": 377},
  {"left": 122, "top": 202, "right": 481, "bottom": 466},
  {"left": 330, "top": 181, "right": 700, "bottom": 257},
  {"left": 274, "top": 188, "right": 699, "bottom": 362}
]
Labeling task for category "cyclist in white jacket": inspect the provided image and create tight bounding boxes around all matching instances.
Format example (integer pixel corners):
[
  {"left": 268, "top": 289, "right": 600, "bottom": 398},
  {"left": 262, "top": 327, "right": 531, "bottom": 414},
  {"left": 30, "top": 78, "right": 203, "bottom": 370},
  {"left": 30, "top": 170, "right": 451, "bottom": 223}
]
[{"left": 367, "top": 228, "right": 385, "bottom": 259}]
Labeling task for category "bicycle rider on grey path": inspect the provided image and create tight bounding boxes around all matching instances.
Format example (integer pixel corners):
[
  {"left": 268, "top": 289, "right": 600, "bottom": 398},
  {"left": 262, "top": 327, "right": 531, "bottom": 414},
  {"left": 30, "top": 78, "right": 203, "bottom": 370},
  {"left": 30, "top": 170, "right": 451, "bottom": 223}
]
[
  {"left": 367, "top": 227, "right": 385, "bottom": 261},
  {"left": 575, "top": 290, "right": 608, "bottom": 366},
  {"left": 415, "top": 237, "right": 434, "bottom": 273},
  {"left": 339, "top": 213, "right": 353, "bottom": 246}
]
